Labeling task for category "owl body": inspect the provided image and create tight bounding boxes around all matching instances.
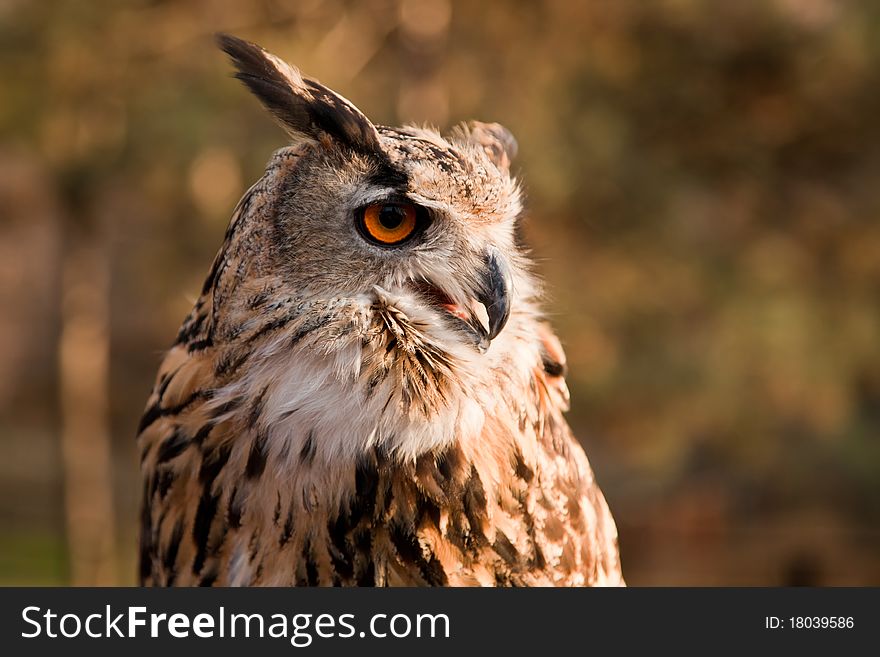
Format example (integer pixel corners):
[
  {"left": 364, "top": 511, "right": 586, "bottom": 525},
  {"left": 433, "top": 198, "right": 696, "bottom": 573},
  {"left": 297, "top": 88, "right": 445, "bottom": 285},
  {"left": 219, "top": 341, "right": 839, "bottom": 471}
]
[{"left": 137, "top": 35, "right": 623, "bottom": 586}]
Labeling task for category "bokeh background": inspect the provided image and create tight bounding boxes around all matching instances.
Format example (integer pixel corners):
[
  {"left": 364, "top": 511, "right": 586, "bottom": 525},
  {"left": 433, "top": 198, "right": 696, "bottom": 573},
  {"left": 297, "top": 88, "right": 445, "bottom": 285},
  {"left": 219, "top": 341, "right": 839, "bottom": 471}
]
[{"left": 1, "top": 0, "right": 879, "bottom": 586}]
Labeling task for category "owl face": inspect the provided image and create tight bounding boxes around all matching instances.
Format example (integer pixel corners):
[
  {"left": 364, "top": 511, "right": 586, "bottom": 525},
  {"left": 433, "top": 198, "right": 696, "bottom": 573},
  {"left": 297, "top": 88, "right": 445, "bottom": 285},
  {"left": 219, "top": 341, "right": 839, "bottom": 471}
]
[
  {"left": 218, "top": 35, "right": 528, "bottom": 358},
  {"left": 264, "top": 126, "right": 521, "bottom": 354}
]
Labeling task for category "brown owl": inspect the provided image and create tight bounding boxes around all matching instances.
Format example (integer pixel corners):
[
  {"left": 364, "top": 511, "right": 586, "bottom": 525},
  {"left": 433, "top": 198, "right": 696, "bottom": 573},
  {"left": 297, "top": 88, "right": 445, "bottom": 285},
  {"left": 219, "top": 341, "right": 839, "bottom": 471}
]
[{"left": 137, "top": 34, "right": 624, "bottom": 587}]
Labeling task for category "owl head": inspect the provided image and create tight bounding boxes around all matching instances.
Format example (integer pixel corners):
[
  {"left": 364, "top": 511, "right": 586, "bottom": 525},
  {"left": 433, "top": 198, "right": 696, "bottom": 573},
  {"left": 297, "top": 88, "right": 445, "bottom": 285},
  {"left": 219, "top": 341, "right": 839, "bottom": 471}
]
[{"left": 204, "top": 36, "right": 542, "bottom": 461}]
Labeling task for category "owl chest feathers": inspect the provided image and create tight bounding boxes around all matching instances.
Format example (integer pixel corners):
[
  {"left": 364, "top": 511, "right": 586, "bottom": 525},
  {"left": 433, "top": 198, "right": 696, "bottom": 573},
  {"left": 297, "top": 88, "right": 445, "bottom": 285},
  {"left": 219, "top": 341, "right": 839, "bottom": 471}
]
[{"left": 139, "top": 293, "right": 589, "bottom": 586}]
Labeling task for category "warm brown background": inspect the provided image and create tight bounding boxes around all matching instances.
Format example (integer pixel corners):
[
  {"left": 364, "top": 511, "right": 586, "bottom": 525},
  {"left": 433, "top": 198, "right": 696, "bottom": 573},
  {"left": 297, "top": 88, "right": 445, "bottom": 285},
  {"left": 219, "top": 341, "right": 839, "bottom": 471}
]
[{"left": 1, "top": 0, "right": 878, "bottom": 586}]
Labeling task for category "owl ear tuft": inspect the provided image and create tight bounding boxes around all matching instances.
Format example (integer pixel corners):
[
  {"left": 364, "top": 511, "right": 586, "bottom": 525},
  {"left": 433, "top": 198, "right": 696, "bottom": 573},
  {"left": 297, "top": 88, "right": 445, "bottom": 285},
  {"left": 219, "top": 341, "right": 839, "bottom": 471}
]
[
  {"left": 216, "top": 33, "right": 382, "bottom": 155},
  {"left": 463, "top": 121, "right": 518, "bottom": 170}
]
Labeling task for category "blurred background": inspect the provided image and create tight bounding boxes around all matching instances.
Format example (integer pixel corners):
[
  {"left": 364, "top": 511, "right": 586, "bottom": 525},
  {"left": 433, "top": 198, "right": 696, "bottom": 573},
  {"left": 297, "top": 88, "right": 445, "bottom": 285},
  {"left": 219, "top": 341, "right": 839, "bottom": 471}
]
[{"left": 1, "top": 0, "right": 879, "bottom": 586}]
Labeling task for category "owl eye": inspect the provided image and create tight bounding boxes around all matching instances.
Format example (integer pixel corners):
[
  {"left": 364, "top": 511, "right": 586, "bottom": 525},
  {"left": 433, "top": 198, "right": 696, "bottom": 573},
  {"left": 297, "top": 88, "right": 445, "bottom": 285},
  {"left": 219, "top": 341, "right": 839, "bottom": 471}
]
[{"left": 357, "top": 201, "right": 421, "bottom": 246}]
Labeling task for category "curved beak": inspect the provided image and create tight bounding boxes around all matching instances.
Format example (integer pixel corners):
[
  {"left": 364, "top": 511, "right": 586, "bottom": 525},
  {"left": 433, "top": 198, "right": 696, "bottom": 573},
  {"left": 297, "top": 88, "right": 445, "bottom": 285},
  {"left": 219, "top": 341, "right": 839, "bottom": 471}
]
[
  {"left": 410, "top": 246, "right": 513, "bottom": 354},
  {"left": 475, "top": 246, "right": 513, "bottom": 343}
]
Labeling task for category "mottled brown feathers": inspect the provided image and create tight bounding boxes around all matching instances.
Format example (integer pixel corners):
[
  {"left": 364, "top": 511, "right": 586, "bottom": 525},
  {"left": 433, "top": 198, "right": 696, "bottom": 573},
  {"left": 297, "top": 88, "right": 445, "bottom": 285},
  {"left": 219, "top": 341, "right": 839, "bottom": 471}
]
[
  {"left": 139, "top": 354, "right": 621, "bottom": 586},
  {"left": 137, "top": 35, "right": 623, "bottom": 587}
]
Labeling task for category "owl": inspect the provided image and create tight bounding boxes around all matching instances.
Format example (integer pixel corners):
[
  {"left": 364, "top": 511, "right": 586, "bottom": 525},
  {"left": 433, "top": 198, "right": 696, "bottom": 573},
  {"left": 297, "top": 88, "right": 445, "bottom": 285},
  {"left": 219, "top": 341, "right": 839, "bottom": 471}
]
[{"left": 137, "top": 34, "right": 624, "bottom": 587}]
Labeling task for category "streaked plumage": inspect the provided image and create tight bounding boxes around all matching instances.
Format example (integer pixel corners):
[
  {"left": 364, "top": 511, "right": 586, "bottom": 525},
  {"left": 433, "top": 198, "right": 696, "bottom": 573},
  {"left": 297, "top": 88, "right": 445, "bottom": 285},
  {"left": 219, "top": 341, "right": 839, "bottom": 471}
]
[{"left": 137, "top": 34, "right": 624, "bottom": 586}]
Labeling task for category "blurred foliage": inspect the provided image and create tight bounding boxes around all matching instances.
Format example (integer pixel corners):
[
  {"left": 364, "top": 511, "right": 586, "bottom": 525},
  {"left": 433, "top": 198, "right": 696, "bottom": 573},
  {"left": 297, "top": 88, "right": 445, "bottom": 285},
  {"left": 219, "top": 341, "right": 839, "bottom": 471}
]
[{"left": 0, "top": 0, "right": 878, "bottom": 585}]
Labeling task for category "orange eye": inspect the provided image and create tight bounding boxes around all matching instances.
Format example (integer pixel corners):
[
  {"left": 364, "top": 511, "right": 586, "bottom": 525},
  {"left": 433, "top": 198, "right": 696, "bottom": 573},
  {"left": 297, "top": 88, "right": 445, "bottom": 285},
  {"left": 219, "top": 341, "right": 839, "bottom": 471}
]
[{"left": 359, "top": 202, "right": 419, "bottom": 245}]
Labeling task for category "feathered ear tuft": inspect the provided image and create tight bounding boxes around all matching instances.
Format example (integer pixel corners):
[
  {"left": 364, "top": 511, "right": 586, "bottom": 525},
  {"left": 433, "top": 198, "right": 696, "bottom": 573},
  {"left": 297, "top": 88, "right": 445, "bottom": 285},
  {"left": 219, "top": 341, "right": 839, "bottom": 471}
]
[
  {"left": 461, "top": 121, "right": 518, "bottom": 171},
  {"left": 216, "top": 33, "right": 382, "bottom": 155}
]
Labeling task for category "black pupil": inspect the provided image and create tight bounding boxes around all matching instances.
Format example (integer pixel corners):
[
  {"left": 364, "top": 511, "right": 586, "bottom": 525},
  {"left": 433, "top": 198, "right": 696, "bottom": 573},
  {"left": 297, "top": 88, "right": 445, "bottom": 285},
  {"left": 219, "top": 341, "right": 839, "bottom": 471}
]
[{"left": 378, "top": 205, "right": 406, "bottom": 230}]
